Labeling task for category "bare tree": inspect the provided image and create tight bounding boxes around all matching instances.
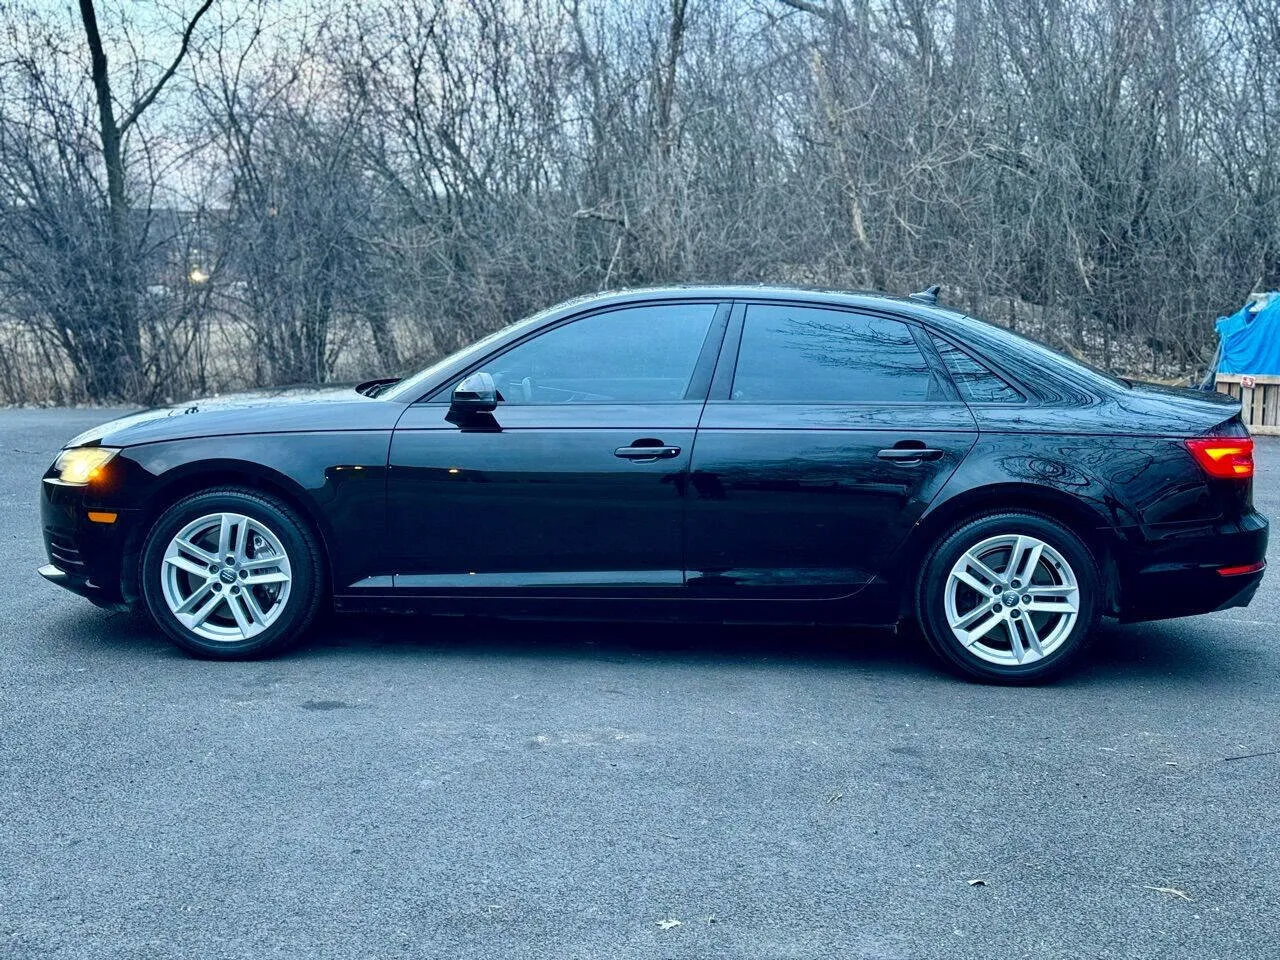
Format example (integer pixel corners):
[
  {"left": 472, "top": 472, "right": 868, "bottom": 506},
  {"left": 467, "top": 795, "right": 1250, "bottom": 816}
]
[
  {"left": 5, "top": 0, "right": 1280, "bottom": 402},
  {"left": 76, "top": 0, "right": 214, "bottom": 395},
  {"left": 0, "top": 0, "right": 212, "bottom": 400}
]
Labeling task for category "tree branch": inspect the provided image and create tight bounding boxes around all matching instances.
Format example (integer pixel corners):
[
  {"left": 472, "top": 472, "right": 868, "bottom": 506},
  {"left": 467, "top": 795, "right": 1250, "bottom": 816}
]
[
  {"left": 775, "top": 0, "right": 843, "bottom": 23},
  {"left": 119, "top": 0, "right": 215, "bottom": 135}
]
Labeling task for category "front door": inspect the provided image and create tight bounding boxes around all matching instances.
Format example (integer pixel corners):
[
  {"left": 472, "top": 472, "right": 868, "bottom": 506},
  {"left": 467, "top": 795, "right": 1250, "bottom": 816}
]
[
  {"left": 685, "top": 302, "right": 978, "bottom": 599},
  {"left": 386, "top": 301, "right": 726, "bottom": 595}
]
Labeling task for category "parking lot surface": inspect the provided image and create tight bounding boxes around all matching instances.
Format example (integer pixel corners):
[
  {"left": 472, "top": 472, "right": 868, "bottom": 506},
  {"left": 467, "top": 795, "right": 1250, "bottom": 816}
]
[{"left": 2, "top": 408, "right": 1278, "bottom": 959}]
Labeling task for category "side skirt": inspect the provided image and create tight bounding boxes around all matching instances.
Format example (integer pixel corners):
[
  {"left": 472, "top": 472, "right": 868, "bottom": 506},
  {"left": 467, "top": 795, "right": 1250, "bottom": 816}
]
[{"left": 331, "top": 584, "right": 901, "bottom": 629}]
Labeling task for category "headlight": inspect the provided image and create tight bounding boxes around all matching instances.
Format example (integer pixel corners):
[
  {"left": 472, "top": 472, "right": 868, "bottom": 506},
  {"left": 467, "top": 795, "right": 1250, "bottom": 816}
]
[{"left": 53, "top": 447, "right": 119, "bottom": 485}]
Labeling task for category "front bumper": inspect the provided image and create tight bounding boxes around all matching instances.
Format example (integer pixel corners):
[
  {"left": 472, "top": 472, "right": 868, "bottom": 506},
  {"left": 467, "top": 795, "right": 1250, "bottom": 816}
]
[
  {"left": 37, "top": 563, "right": 128, "bottom": 610},
  {"left": 1116, "top": 510, "right": 1269, "bottom": 622},
  {"left": 39, "top": 477, "right": 137, "bottom": 607}
]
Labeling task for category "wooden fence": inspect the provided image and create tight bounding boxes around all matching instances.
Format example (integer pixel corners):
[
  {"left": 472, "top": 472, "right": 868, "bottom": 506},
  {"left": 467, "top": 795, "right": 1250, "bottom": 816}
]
[{"left": 1216, "top": 374, "right": 1280, "bottom": 435}]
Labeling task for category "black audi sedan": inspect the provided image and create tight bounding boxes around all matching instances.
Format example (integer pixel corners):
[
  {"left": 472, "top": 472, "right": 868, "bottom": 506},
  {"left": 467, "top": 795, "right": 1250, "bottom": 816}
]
[{"left": 39, "top": 286, "right": 1267, "bottom": 681}]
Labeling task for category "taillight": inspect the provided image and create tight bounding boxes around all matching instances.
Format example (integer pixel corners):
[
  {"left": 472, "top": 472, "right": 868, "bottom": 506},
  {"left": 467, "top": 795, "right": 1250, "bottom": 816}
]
[{"left": 1185, "top": 437, "right": 1255, "bottom": 479}]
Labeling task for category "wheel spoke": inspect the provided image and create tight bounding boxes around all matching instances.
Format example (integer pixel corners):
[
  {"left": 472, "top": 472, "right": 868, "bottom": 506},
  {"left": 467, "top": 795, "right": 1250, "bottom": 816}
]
[
  {"left": 1019, "top": 616, "right": 1045, "bottom": 660},
  {"left": 1007, "top": 619, "right": 1026, "bottom": 662},
  {"left": 242, "top": 555, "right": 285, "bottom": 571},
  {"left": 177, "top": 585, "right": 223, "bottom": 628},
  {"left": 960, "top": 550, "right": 1003, "bottom": 588},
  {"left": 217, "top": 514, "right": 233, "bottom": 558},
  {"left": 242, "top": 588, "right": 269, "bottom": 624},
  {"left": 1025, "top": 584, "right": 1079, "bottom": 613},
  {"left": 952, "top": 567, "right": 994, "bottom": 595},
  {"left": 952, "top": 598, "right": 997, "bottom": 631},
  {"left": 225, "top": 592, "right": 253, "bottom": 636},
  {"left": 173, "top": 580, "right": 215, "bottom": 615},
  {"left": 243, "top": 570, "right": 288, "bottom": 586},
  {"left": 1025, "top": 600, "right": 1075, "bottom": 613},
  {"left": 173, "top": 536, "right": 217, "bottom": 565},
  {"left": 164, "top": 553, "right": 211, "bottom": 578},
  {"left": 957, "top": 607, "right": 1005, "bottom": 647},
  {"left": 1026, "top": 584, "right": 1076, "bottom": 596},
  {"left": 1008, "top": 536, "right": 1043, "bottom": 582},
  {"left": 236, "top": 521, "right": 259, "bottom": 563}
]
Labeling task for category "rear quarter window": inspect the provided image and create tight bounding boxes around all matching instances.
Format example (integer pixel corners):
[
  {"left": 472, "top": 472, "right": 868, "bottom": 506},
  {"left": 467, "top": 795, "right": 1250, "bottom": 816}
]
[{"left": 930, "top": 334, "right": 1024, "bottom": 403}]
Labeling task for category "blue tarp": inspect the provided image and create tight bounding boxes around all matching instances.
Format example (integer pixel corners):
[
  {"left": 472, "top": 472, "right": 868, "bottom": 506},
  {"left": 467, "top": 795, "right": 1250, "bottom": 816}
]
[{"left": 1216, "top": 294, "right": 1280, "bottom": 375}]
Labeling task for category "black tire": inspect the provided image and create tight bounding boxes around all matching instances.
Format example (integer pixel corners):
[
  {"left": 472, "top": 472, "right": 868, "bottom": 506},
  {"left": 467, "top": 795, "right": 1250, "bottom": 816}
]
[
  {"left": 139, "top": 487, "right": 325, "bottom": 659},
  {"left": 915, "top": 511, "right": 1100, "bottom": 683}
]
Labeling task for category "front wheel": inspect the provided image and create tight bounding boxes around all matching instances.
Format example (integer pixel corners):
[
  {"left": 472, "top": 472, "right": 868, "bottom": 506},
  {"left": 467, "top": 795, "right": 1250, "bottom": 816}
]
[
  {"left": 140, "top": 488, "right": 325, "bottom": 659},
  {"left": 916, "top": 512, "right": 1101, "bottom": 683}
]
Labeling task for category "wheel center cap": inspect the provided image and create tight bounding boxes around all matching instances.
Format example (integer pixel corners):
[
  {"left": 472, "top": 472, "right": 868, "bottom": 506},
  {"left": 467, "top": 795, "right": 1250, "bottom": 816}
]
[
  {"left": 219, "top": 568, "right": 237, "bottom": 585},
  {"left": 1002, "top": 591, "right": 1019, "bottom": 607}
]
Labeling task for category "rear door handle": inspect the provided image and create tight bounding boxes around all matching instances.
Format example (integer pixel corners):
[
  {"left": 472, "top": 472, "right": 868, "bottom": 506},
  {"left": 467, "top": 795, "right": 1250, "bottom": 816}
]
[
  {"left": 877, "top": 446, "right": 943, "bottom": 462},
  {"left": 615, "top": 445, "right": 681, "bottom": 460}
]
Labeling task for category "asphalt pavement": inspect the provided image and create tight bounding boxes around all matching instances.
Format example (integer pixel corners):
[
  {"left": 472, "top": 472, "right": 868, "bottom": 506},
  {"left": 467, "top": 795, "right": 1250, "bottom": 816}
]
[{"left": 2, "top": 408, "right": 1278, "bottom": 959}]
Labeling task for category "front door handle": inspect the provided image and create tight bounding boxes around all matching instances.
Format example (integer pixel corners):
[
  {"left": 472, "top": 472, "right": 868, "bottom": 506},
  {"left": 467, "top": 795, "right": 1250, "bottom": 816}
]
[
  {"left": 615, "top": 444, "right": 681, "bottom": 460},
  {"left": 877, "top": 446, "right": 943, "bottom": 463}
]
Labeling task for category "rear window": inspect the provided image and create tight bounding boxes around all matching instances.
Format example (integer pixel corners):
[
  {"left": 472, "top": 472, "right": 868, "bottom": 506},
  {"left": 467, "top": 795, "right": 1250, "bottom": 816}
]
[
  {"left": 732, "top": 305, "right": 943, "bottom": 403},
  {"left": 945, "top": 312, "right": 1131, "bottom": 391}
]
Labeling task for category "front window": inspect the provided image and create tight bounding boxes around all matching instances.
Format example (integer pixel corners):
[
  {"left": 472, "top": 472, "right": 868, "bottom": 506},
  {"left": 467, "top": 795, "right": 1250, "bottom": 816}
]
[{"left": 476, "top": 303, "right": 717, "bottom": 404}]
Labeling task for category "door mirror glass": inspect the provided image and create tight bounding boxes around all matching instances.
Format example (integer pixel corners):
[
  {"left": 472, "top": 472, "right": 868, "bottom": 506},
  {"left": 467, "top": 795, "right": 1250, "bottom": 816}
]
[{"left": 451, "top": 371, "right": 499, "bottom": 412}]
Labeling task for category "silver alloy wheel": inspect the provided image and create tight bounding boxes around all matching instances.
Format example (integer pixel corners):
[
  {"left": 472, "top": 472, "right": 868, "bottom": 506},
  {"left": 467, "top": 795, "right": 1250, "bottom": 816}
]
[
  {"left": 943, "top": 533, "right": 1080, "bottom": 666},
  {"left": 159, "top": 512, "right": 292, "bottom": 642}
]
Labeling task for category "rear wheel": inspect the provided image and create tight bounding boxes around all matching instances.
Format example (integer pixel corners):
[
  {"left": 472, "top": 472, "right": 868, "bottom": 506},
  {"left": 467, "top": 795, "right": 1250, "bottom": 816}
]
[
  {"left": 916, "top": 512, "right": 1100, "bottom": 683},
  {"left": 140, "top": 488, "right": 324, "bottom": 659}
]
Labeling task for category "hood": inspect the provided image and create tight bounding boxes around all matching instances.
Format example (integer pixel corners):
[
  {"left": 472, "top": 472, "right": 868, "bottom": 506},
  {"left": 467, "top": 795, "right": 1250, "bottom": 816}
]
[{"left": 65, "top": 385, "right": 402, "bottom": 449}]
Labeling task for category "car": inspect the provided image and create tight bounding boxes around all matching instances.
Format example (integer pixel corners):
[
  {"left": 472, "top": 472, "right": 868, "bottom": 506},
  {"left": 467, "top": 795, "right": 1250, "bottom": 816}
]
[{"left": 38, "top": 285, "right": 1268, "bottom": 681}]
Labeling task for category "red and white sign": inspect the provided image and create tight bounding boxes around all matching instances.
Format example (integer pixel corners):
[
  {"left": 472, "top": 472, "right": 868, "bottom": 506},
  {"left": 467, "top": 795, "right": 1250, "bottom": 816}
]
[{"left": 1241, "top": 375, "right": 1257, "bottom": 388}]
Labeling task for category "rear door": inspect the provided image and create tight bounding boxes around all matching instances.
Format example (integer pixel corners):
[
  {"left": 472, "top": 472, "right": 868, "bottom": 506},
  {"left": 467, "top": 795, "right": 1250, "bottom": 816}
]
[{"left": 685, "top": 301, "right": 978, "bottom": 599}]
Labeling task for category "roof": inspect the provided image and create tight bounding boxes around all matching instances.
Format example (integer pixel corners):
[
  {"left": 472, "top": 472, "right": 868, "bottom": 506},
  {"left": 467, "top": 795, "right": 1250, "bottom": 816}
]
[
  {"left": 382, "top": 283, "right": 982, "bottom": 404},
  {"left": 546, "top": 284, "right": 964, "bottom": 325}
]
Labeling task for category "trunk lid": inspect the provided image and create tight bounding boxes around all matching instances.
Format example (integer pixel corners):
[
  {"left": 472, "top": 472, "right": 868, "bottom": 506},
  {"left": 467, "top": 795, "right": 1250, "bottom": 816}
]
[{"left": 1124, "top": 380, "right": 1243, "bottom": 436}]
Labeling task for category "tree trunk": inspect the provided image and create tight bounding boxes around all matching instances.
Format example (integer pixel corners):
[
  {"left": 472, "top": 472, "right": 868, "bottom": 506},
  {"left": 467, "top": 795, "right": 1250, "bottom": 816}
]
[{"left": 78, "top": 0, "right": 141, "bottom": 399}]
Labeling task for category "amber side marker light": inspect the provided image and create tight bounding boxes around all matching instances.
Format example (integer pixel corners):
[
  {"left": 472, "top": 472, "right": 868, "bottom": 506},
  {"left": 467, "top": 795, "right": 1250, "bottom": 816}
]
[
  {"left": 1185, "top": 437, "right": 1255, "bottom": 479},
  {"left": 1217, "top": 561, "right": 1266, "bottom": 577},
  {"left": 87, "top": 511, "right": 117, "bottom": 524}
]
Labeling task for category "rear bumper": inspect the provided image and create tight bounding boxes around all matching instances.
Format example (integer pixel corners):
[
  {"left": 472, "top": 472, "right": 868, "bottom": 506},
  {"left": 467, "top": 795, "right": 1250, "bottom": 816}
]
[{"left": 1115, "top": 510, "right": 1268, "bottom": 622}]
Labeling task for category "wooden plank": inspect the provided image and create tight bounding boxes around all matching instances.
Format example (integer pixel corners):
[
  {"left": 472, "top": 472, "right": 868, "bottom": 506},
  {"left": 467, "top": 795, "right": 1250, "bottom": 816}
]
[
  {"left": 1249, "top": 424, "right": 1280, "bottom": 436},
  {"left": 1242, "top": 385, "right": 1257, "bottom": 426},
  {"left": 1216, "top": 374, "right": 1280, "bottom": 386},
  {"left": 1266, "top": 384, "right": 1280, "bottom": 427}
]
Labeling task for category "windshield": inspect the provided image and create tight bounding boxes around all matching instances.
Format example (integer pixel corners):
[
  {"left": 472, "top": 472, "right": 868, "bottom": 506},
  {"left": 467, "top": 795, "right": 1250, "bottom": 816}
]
[{"left": 381, "top": 309, "right": 554, "bottom": 402}]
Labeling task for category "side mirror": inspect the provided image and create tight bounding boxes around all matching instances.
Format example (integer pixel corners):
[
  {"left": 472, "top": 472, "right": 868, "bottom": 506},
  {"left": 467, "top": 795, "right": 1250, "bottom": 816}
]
[{"left": 451, "top": 371, "right": 498, "bottom": 413}]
